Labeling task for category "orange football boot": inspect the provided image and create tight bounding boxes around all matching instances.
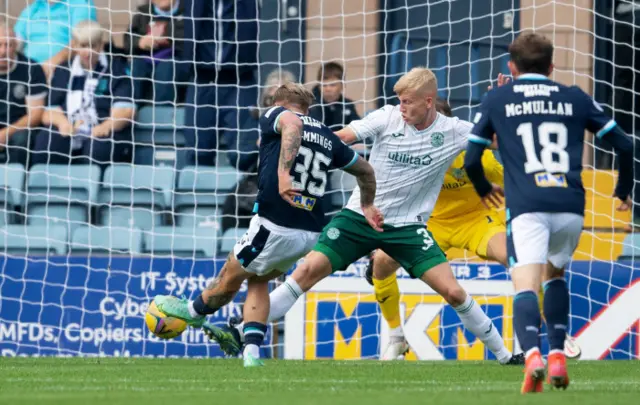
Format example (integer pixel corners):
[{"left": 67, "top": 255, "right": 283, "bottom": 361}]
[{"left": 521, "top": 350, "right": 545, "bottom": 394}]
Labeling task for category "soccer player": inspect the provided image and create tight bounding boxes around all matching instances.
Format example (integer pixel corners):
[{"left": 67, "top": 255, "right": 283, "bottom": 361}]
[
  {"left": 464, "top": 33, "right": 633, "bottom": 393},
  {"left": 367, "top": 98, "right": 580, "bottom": 362},
  {"left": 240, "top": 68, "right": 519, "bottom": 365},
  {"left": 153, "top": 82, "right": 380, "bottom": 367}
]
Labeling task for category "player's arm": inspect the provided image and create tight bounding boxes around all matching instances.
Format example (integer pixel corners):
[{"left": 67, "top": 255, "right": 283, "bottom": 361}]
[
  {"left": 344, "top": 157, "right": 383, "bottom": 231},
  {"left": 335, "top": 105, "right": 393, "bottom": 145},
  {"left": 463, "top": 96, "right": 504, "bottom": 208},
  {"left": 275, "top": 111, "right": 304, "bottom": 206},
  {"left": 583, "top": 93, "right": 634, "bottom": 209}
]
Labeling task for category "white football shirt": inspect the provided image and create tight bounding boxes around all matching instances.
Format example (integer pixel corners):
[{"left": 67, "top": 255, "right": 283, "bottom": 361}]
[{"left": 345, "top": 104, "right": 473, "bottom": 226}]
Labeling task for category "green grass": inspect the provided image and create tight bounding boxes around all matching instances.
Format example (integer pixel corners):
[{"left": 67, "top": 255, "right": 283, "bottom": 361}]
[{"left": 1, "top": 358, "right": 639, "bottom": 405}]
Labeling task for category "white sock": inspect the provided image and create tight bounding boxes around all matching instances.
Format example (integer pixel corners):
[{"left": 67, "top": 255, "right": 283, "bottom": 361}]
[
  {"left": 243, "top": 343, "right": 260, "bottom": 359},
  {"left": 187, "top": 301, "right": 204, "bottom": 319},
  {"left": 389, "top": 326, "right": 405, "bottom": 343},
  {"left": 454, "top": 295, "right": 512, "bottom": 364},
  {"left": 267, "top": 278, "right": 304, "bottom": 322}
]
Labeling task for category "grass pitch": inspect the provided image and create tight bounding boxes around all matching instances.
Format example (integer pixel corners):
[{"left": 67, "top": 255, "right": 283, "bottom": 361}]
[{"left": 1, "top": 358, "right": 639, "bottom": 405}]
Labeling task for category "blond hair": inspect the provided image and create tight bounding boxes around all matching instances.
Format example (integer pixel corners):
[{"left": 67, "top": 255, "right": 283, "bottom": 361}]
[
  {"left": 72, "top": 20, "right": 104, "bottom": 46},
  {"left": 273, "top": 82, "right": 315, "bottom": 111},
  {"left": 393, "top": 67, "right": 437, "bottom": 96}
]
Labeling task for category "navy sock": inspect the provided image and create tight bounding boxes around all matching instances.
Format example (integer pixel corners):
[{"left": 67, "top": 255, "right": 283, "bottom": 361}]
[
  {"left": 543, "top": 278, "right": 569, "bottom": 352},
  {"left": 192, "top": 294, "right": 218, "bottom": 315},
  {"left": 513, "top": 290, "right": 541, "bottom": 353},
  {"left": 243, "top": 322, "right": 267, "bottom": 348}
]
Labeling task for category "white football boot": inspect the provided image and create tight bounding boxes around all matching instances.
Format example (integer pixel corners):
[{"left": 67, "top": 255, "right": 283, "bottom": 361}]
[{"left": 380, "top": 339, "right": 410, "bottom": 360}]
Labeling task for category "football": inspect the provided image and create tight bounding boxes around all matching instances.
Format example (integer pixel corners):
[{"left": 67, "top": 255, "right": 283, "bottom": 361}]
[{"left": 145, "top": 300, "right": 188, "bottom": 339}]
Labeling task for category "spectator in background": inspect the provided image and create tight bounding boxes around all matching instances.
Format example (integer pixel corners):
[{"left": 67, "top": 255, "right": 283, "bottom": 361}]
[
  {"left": 125, "top": 0, "right": 187, "bottom": 104},
  {"left": 0, "top": 19, "right": 48, "bottom": 167},
  {"left": 182, "top": 0, "right": 259, "bottom": 166},
  {"left": 221, "top": 68, "right": 296, "bottom": 234},
  {"left": 14, "top": 0, "right": 97, "bottom": 78},
  {"left": 612, "top": 1, "right": 640, "bottom": 229},
  {"left": 309, "top": 62, "right": 360, "bottom": 130},
  {"left": 32, "top": 21, "right": 135, "bottom": 166}
]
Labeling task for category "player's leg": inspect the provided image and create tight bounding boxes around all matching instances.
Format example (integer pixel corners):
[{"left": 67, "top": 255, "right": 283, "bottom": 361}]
[
  {"left": 368, "top": 250, "right": 407, "bottom": 360},
  {"left": 382, "top": 225, "right": 517, "bottom": 365},
  {"left": 508, "top": 213, "right": 552, "bottom": 393},
  {"left": 268, "top": 209, "right": 378, "bottom": 322},
  {"left": 543, "top": 213, "right": 583, "bottom": 389}
]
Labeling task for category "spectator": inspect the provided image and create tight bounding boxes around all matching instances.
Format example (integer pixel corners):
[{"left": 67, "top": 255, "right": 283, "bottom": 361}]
[
  {"left": 309, "top": 62, "right": 361, "bottom": 131},
  {"left": 227, "top": 68, "right": 296, "bottom": 171},
  {"left": 14, "top": 0, "right": 97, "bottom": 78},
  {"left": 32, "top": 21, "right": 135, "bottom": 166},
  {"left": 0, "top": 20, "right": 48, "bottom": 167},
  {"left": 125, "top": 0, "right": 188, "bottom": 104},
  {"left": 182, "top": 0, "right": 259, "bottom": 166},
  {"left": 221, "top": 68, "right": 296, "bottom": 233}
]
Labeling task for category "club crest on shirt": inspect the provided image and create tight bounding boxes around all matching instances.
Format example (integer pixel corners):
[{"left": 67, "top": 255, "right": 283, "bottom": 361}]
[
  {"left": 12, "top": 84, "right": 26, "bottom": 100},
  {"left": 327, "top": 227, "right": 340, "bottom": 240},
  {"left": 431, "top": 132, "right": 444, "bottom": 147}
]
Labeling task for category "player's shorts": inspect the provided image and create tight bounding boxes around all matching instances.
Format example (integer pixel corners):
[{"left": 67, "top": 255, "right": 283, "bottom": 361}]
[
  {"left": 314, "top": 209, "right": 447, "bottom": 279},
  {"left": 429, "top": 209, "right": 505, "bottom": 258},
  {"left": 233, "top": 215, "right": 320, "bottom": 276},
  {"left": 507, "top": 212, "right": 584, "bottom": 270}
]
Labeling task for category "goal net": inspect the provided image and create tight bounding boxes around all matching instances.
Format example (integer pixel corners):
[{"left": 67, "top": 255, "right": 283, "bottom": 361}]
[{"left": 0, "top": 0, "right": 638, "bottom": 360}]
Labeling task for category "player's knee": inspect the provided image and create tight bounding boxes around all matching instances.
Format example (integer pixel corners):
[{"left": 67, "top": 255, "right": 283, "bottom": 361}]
[
  {"left": 372, "top": 251, "right": 400, "bottom": 280},
  {"left": 443, "top": 285, "right": 467, "bottom": 307},
  {"left": 544, "top": 262, "right": 565, "bottom": 281},
  {"left": 291, "top": 253, "right": 332, "bottom": 292}
]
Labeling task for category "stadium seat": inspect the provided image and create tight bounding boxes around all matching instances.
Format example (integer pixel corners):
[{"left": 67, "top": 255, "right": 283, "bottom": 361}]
[
  {"left": 100, "top": 206, "right": 164, "bottom": 230},
  {"left": 619, "top": 234, "right": 640, "bottom": 260},
  {"left": 99, "top": 164, "right": 175, "bottom": 208},
  {"left": 329, "top": 170, "right": 357, "bottom": 207},
  {"left": 573, "top": 231, "right": 626, "bottom": 262},
  {"left": 174, "top": 166, "right": 242, "bottom": 208},
  {"left": 71, "top": 226, "right": 143, "bottom": 255},
  {"left": 133, "top": 144, "right": 189, "bottom": 169},
  {"left": 28, "top": 204, "right": 88, "bottom": 234},
  {"left": 584, "top": 196, "right": 631, "bottom": 230},
  {"left": 175, "top": 206, "right": 220, "bottom": 229},
  {"left": 0, "top": 225, "right": 67, "bottom": 255},
  {"left": 27, "top": 164, "right": 100, "bottom": 205},
  {"left": 134, "top": 106, "right": 186, "bottom": 146},
  {"left": 143, "top": 226, "right": 218, "bottom": 257},
  {"left": 220, "top": 227, "right": 248, "bottom": 253},
  {"left": 0, "top": 163, "right": 25, "bottom": 208}
]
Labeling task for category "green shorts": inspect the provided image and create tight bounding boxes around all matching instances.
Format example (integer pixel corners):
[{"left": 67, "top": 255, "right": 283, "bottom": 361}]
[{"left": 314, "top": 209, "right": 447, "bottom": 279}]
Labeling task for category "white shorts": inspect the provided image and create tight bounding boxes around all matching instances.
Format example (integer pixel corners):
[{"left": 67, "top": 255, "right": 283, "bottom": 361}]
[
  {"left": 507, "top": 212, "right": 584, "bottom": 269},
  {"left": 233, "top": 215, "right": 320, "bottom": 276}
]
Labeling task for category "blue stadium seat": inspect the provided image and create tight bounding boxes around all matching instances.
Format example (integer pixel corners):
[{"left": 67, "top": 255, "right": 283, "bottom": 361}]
[
  {"left": 620, "top": 234, "right": 640, "bottom": 260},
  {"left": 99, "top": 164, "right": 175, "bottom": 208},
  {"left": 174, "top": 166, "right": 242, "bottom": 209},
  {"left": 133, "top": 144, "right": 189, "bottom": 169},
  {"left": 71, "top": 226, "right": 143, "bottom": 255},
  {"left": 329, "top": 170, "right": 357, "bottom": 207},
  {"left": 220, "top": 227, "right": 247, "bottom": 254},
  {"left": 27, "top": 164, "right": 100, "bottom": 205},
  {"left": 134, "top": 106, "right": 185, "bottom": 146},
  {"left": 100, "top": 206, "right": 163, "bottom": 230},
  {"left": 143, "top": 226, "right": 218, "bottom": 257},
  {"left": 0, "top": 225, "right": 67, "bottom": 255},
  {"left": 0, "top": 164, "right": 26, "bottom": 225},
  {"left": 175, "top": 206, "right": 220, "bottom": 229},
  {"left": 28, "top": 205, "right": 87, "bottom": 235},
  {"left": 0, "top": 163, "right": 25, "bottom": 208}
]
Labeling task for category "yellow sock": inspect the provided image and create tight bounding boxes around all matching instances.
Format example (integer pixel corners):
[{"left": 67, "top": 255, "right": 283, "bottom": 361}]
[
  {"left": 539, "top": 286, "right": 545, "bottom": 322},
  {"left": 373, "top": 273, "right": 401, "bottom": 329}
]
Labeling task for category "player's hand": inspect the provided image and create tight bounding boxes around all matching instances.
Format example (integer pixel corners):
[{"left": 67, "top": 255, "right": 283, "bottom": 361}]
[
  {"left": 278, "top": 174, "right": 302, "bottom": 207},
  {"left": 616, "top": 195, "right": 633, "bottom": 211},
  {"left": 362, "top": 204, "right": 384, "bottom": 232},
  {"left": 480, "top": 183, "right": 504, "bottom": 209},
  {"left": 487, "top": 73, "right": 511, "bottom": 91}
]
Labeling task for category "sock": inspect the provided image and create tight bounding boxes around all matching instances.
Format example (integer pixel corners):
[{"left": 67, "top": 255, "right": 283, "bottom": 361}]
[
  {"left": 538, "top": 286, "right": 545, "bottom": 322},
  {"left": 190, "top": 294, "right": 217, "bottom": 316},
  {"left": 513, "top": 290, "right": 541, "bottom": 354},
  {"left": 373, "top": 273, "right": 402, "bottom": 329},
  {"left": 389, "top": 326, "right": 404, "bottom": 343},
  {"left": 267, "top": 278, "right": 304, "bottom": 322},
  {"left": 243, "top": 322, "right": 267, "bottom": 359},
  {"left": 454, "top": 295, "right": 512, "bottom": 364},
  {"left": 543, "top": 277, "right": 569, "bottom": 352}
]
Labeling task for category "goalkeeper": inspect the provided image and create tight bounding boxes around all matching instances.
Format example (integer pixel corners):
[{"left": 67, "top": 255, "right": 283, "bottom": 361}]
[{"left": 368, "top": 96, "right": 581, "bottom": 361}]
